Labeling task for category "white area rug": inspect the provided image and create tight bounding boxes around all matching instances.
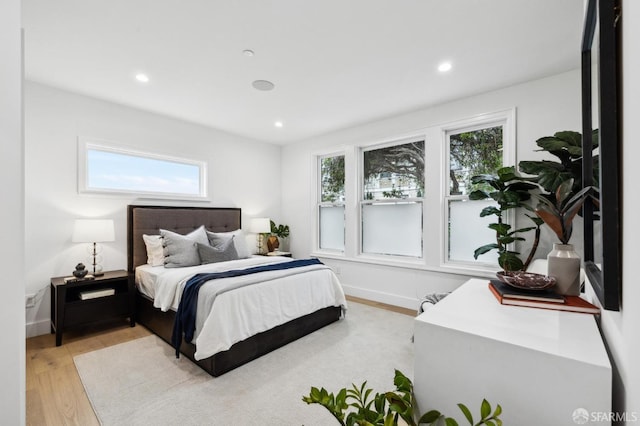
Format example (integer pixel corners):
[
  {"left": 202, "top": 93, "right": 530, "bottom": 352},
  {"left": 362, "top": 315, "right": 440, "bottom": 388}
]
[{"left": 74, "top": 302, "right": 415, "bottom": 426}]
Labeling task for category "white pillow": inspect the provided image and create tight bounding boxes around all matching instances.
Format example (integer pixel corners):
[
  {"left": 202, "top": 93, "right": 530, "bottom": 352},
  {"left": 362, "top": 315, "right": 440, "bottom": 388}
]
[
  {"left": 206, "top": 229, "right": 251, "bottom": 258},
  {"left": 142, "top": 234, "right": 164, "bottom": 266}
]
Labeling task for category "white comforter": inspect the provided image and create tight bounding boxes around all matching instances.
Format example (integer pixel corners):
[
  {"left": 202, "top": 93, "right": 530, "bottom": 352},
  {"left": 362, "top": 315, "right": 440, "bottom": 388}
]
[{"left": 136, "top": 256, "right": 347, "bottom": 360}]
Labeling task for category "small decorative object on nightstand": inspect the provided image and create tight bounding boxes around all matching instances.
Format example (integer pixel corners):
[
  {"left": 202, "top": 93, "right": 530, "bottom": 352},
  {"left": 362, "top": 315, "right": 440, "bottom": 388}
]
[
  {"left": 50, "top": 269, "right": 135, "bottom": 346},
  {"left": 72, "top": 263, "right": 88, "bottom": 278}
]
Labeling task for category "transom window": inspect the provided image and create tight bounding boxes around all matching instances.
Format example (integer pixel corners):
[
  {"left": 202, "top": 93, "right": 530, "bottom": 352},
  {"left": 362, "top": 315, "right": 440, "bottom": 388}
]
[{"left": 78, "top": 139, "right": 207, "bottom": 199}]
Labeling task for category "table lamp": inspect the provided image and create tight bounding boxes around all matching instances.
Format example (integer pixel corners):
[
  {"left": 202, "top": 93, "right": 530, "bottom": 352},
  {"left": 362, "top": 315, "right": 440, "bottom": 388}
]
[
  {"left": 72, "top": 219, "right": 115, "bottom": 276},
  {"left": 250, "top": 218, "right": 271, "bottom": 255}
]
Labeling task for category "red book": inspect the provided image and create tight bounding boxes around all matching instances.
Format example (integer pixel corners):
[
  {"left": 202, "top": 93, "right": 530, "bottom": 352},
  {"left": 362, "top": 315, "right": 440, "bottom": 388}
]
[{"left": 488, "top": 281, "right": 600, "bottom": 314}]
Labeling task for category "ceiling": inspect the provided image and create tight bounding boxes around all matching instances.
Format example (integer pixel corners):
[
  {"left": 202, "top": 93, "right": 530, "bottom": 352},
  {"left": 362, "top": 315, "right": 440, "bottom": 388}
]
[{"left": 22, "top": 0, "right": 585, "bottom": 144}]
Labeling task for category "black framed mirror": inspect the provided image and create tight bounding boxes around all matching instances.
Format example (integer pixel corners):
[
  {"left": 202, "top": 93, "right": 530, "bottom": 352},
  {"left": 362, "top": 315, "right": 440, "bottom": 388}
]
[{"left": 581, "top": 0, "right": 622, "bottom": 311}]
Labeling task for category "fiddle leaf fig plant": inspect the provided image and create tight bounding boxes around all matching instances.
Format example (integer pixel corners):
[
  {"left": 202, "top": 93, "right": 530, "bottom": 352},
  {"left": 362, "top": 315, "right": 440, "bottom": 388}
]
[
  {"left": 518, "top": 129, "right": 599, "bottom": 195},
  {"left": 469, "top": 166, "right": 542, "bottom": 272},
  {"left": 303, "top": 369, "right": 503, "bottom": 426}
]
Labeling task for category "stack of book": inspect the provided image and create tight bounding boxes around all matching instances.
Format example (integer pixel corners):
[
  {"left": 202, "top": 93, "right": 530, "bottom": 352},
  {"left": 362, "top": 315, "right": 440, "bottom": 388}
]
[{"left": 488, "top": 280, "right": 600, "bottom": 314}]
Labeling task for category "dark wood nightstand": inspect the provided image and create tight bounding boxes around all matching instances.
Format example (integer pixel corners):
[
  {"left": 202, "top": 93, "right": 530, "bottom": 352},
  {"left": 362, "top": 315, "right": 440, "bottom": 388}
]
[
  {"left": 50, "top": 269, "right": 135, "bottom": 346},
  {"left": 263, "top": 251, "right": 292, "bottom": 258}
]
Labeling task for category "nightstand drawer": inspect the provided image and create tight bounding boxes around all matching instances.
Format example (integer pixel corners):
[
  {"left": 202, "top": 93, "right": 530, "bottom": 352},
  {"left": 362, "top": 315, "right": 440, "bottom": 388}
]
[{"left": 64, "top": 293, "right": 131, "bottom": 326}]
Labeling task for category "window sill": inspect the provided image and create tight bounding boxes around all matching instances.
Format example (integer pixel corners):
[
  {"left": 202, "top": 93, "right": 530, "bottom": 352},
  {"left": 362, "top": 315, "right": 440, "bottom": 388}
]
[{"left": 312, "top": 251, "right": 500, "bottom": 279}]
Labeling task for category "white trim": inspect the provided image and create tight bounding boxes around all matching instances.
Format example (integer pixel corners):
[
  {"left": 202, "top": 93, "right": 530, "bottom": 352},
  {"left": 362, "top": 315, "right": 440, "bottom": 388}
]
[
  {"left": 315, "top": 252, "right": 497, "bottom": 280},
  {"left": 26, "top": 319, "right": 50, "bottom": 338},
  {"left": 78, "top": 137, "right": 208, "bottom": 200},
  {"left": 341, "top": 283, "right": 420, "bottom": 311}
]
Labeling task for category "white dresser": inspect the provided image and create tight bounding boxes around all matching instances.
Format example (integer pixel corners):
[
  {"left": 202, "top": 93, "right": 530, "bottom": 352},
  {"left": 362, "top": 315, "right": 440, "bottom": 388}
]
[{"left": 414, "top": 278, "right": 611, "bottom": 426}]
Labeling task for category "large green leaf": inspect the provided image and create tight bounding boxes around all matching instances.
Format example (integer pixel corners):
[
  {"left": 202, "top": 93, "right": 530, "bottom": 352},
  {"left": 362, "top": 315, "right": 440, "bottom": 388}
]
[
  {"left": 457, "top": 403, "right": 474, "bottom": 424},
  {"left": 480, "top": 206, "right": 501, "bottom": 217},
  {"left": 419, "top": 410, "right": 442, "bottom": 423},
  {"left": 469, "top": 190, "right": 490, "bottom": 201},
  {"left": 488, "top": 223, "right": 511, "bottom": 235},
  {"left": 474, "top": 244, "right": 499, "bottom": 259},
  {"left": 480, "top": 399, "right": 491, "bottom": 420},
  {"left": 499, "top": 251, "right": 524, "bottom": 271}
]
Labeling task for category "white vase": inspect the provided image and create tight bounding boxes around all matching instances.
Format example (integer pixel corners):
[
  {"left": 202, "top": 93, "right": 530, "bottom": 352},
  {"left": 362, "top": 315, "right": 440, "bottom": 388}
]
[{"left": 547, "top": 243, "right": 581, "bottom": 296}]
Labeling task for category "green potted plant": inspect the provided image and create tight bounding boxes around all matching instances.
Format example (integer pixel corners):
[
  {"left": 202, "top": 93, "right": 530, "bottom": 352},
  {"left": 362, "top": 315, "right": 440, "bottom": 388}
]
[
  {"left": 470, "top": 166, "right": 542, "bottom": 272},
  {"left": 267, "top": 220, "right": 290, "bottom": 252},
  {"left": 303, "top": 369, "right": 502, "bottom": 426},
  {"left": 518, "top": 130, "right": 599, "bottom": 195},
  {"left": 532, "top": 178, "right": 593, "bottom": 295}
]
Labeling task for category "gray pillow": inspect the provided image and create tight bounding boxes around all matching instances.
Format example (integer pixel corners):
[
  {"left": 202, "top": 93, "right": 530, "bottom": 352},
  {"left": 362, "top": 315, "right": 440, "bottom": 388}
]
[
  {"left": 197, "top": 238, "right": 239, "bottom": 264},
  {"left": 160, "top": 226, "right": 209, "bottom": 268},
  {"left": 206, "top": 229, "right": 251, "bottom": 258}
]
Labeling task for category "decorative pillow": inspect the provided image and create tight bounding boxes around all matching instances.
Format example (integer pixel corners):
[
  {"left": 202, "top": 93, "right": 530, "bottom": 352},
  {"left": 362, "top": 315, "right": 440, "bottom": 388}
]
[
  {"left": 160, "top": 226, "right": 209, "bottom": 268},
  {"left": 206, "top": 229, "right": 251, "bottom": 258},
  {"left": 197, "top": 238, "right": 239, "bottom": 264},
  {"left": 142, "top": 234, "right": 164, "bottom": 266}
]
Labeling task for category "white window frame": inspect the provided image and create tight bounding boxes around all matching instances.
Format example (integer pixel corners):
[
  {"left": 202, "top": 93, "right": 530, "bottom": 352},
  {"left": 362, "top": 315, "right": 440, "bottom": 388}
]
[
  {"left": 441, "top": 109, "right": 516, "bottom": 269},
  {"left": 78, "top": 138, "right": 208, "bottom": 200},
  {"left": 359, "top": 136, "right": 426, "bottom": 261},
  {"left": 314, "top": 151, "right": 346, "bottom": 255}
]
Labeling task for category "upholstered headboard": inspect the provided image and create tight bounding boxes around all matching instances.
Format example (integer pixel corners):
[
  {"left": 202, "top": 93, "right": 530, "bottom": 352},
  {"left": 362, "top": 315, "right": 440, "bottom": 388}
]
[{"left": 127, "top": 205, "right": 242, "bottom": 272}]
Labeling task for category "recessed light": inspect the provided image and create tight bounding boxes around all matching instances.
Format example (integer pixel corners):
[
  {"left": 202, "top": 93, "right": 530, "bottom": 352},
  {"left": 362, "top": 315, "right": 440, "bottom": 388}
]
[
  {"left": 135, "top": 73, "right": 150, "bottom": 83},
  {"left": 252, "top": 80, "right": 275, "bottom": 91},
  {"left": 243, "top": 49, "right": 255, "bottom": 57},
  {"left": 438, "top": 62, "right": 452, "bottom": 73},
  {"left": 274, "top": 121, "right": 283, "bottom": 128}
]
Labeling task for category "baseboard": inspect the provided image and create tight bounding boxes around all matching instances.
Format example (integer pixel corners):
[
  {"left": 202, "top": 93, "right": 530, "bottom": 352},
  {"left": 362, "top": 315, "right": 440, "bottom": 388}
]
[
  {"left": 26, "top": 319, "right": 50, "bottom": 338},
  {"left": 341, "top": 284, "right": 419, "bottom": 311}
]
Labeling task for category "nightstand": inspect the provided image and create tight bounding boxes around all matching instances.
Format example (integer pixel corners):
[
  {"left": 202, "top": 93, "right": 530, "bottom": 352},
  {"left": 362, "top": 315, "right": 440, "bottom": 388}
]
[
  {"left": 50, "top": 269, "right": 135, "bottom": 346},
  {"left": 265, "top": 251, "right": 292, "bottom": 257}
]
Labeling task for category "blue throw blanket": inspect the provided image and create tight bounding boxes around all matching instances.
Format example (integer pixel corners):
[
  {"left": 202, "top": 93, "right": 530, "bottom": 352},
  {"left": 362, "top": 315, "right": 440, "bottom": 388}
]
[{"left": 171, "top": 258, "right": 324, "bottom": 357}]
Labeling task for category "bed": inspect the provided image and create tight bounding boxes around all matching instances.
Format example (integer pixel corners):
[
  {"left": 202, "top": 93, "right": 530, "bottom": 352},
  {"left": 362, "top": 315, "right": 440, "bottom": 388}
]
[{"left": 128, "top": 205, "right": 345, "bottom": 376}]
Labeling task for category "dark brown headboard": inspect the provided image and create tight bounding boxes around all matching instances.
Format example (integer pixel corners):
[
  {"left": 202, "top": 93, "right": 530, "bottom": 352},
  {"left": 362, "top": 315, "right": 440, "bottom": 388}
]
[{"left": 127, "top": 205, "right": 242, "bottom": 272}]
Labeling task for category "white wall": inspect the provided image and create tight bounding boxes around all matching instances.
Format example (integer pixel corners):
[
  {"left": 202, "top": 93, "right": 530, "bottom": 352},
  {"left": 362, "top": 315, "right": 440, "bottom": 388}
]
[
  {"left": 282, "top": 70, "right": 582, "bottom": 309},
  {"left": 24, "top": 82, "right": 283, "bottom": 336},
  {"left": 1, "top": 0, "right": 25, "bottom": 424}
]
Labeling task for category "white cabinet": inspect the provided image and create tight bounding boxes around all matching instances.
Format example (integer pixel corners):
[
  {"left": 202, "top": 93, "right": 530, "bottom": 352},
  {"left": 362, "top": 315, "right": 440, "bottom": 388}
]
[{"left": 414, "top": 278, "right": 611, "bottom": 426}]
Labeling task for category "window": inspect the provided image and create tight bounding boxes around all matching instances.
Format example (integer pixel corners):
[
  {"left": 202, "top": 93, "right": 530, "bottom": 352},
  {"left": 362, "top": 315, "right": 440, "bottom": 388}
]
[
  {"left": 79, "top": 139, "right": 207, "bottom": 199},
  {"left": 444, "top": 113, "right": 514, "bottom": 266},
  {"left": 318, "top": 154, "right": 345, "bottom": 251},
  {"left": 361, "top": 139, "right": 424, "bottom": 257}
]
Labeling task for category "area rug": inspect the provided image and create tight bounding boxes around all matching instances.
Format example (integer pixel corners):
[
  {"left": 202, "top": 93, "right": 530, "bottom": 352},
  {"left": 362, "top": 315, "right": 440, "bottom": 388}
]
[{"left": 74, "top": 302, "right": 415, "bottom": 426}]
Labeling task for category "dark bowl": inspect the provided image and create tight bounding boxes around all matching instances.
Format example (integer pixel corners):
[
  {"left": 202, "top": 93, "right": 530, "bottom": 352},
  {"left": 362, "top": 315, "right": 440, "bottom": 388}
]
[{"left": 496, "top": 271, "right": 557, "bottom": 291}]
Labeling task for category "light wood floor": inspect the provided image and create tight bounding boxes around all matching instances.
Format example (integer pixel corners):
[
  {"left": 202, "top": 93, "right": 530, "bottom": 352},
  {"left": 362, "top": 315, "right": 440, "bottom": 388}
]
[{"left": 25, "top": 297, "right": 414, "bottom": 425}]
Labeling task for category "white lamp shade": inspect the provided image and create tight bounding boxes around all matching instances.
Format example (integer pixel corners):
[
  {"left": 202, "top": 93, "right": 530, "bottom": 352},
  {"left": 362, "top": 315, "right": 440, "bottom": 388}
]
[
  {"left": 250, "top": 218, "right": 271, "bottom": 233},
  {"left": 72, "top": 219, "right": 115, "bottom": 243}
]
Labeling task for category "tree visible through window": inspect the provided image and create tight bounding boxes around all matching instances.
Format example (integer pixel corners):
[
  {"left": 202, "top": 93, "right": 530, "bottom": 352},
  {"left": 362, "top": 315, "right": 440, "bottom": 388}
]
[
  {"left": 449, "top": 126, "right": 503, "bottom": 195},
  {"left": 362, "top": 140, "right": 425, "bottom": 257},
  {"left": 318, "top": 154, "right": 345, "bottom": 251},
  {"left": 321, "top": 156, "right": 345, "bottom": 202},
  {"left": 363, "top": 141, "right": 425, "bottom": 200},
  {"left": 447, "top": 124, "right": 506, "bottom": 264}
]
